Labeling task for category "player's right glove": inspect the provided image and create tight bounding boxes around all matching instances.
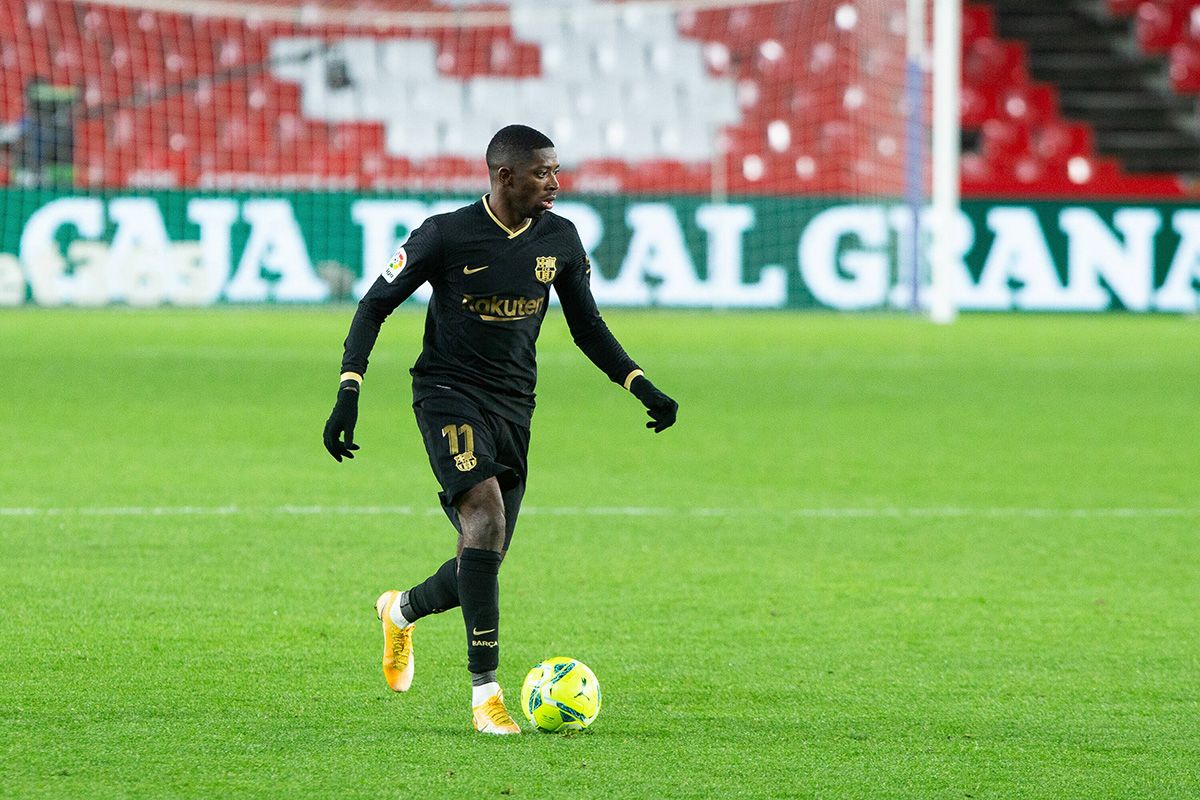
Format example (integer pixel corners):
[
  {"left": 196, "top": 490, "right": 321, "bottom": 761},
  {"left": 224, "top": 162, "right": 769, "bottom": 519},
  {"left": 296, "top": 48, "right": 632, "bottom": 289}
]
[
  {"left": 323, "top": 380, "right": 361, "bottom": 462},
  {"left": 629, "top": 375, "right": 678, "bottom": 433}
]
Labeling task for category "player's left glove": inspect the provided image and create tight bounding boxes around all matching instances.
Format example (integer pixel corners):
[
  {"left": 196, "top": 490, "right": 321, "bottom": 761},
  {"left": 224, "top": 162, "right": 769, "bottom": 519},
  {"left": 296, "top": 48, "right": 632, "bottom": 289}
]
[
  {"left": 629, "top": 375, "right": 678, "bottom": 433},
  {"left": 323, "top": 380, "right": 361, "bottom": 462}
]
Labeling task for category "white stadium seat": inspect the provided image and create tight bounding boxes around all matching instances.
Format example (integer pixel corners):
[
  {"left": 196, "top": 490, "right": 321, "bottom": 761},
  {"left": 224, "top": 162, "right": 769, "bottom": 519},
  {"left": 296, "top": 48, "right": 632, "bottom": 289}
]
[{"left": 269, "top": 0, "right": 740, "bottom": 163}]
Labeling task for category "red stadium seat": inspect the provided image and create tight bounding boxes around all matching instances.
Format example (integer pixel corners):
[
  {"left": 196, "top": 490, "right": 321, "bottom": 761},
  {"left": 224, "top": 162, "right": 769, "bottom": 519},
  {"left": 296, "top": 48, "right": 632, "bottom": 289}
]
[
  {"left": 961, "top": 150, "right": 996, "bottom": 185},
  {"left": 1169, "top": 41, "right": 1200, "bottom": 91},
  {"left": 1000, "top": 83, "right": 1057, "bottom": 126},
  {"left": 960, "top": 83, "right": 999, "bottom": 129},
  {"left": 962, "top": 5, "right": 996, "bottom": 44},
  {"left": 1107, "top": 0, "right": 1143, "bottom": 16},
  {"left": 981, "top": 118, "right": 1033, "bottom": 164},
  {"left": 1032, "top": 120, "right": 1094, "bottom": 165},
  {"left": 1135, "top": 1, "right": 1187, "bottom": 53},
  {"left": 963, "top": 39, "right": 1028, "bottom": 88}
]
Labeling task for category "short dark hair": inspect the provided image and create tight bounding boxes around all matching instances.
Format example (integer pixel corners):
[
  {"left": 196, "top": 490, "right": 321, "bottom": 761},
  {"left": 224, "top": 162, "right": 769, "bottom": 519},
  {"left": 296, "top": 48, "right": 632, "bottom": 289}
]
[{"left": 486, "top": 125, "right": 554, "bottom": 173}]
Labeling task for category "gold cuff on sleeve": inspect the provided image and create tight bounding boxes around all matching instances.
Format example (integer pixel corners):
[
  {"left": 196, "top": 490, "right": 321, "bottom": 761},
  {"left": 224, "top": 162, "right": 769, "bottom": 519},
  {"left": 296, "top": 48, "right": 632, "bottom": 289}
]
[
  {"left": 623, "top": 369, "right": 645, "bottom": 391},
  {"left": 340, "top": 371, "right": 363, "bottom": 386}
]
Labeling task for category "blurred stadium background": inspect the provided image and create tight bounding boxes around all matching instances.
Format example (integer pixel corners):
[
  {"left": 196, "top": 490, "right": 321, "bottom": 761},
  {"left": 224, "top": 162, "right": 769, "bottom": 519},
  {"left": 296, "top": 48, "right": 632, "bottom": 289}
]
[
  {"left": 4, "top": 3, "right": 1200, "bottom": 797},
  {"left": 2, "top": 0, "right": 1198, "bottom": 312}
]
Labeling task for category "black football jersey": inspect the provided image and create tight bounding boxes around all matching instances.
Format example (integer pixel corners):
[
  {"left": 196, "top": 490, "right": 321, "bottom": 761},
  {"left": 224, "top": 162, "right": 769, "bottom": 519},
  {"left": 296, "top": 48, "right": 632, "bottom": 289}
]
[{"left": 341, "top": 196, "right": 640, "bottom": 424}]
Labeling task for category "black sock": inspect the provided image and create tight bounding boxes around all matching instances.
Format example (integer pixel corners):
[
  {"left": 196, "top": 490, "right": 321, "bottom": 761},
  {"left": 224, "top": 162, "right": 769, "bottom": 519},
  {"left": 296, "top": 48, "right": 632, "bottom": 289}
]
[
  {"left": 402, "top": 557, "right": 459, "bottom": 622},
  {"left": 458, "top": 547, "right": 502, "bottom": 675}
]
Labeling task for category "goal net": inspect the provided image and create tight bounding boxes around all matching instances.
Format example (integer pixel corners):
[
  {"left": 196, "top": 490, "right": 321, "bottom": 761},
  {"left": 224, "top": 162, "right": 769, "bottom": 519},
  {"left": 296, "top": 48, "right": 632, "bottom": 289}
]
[{"left": 0, "top": 0, "right": 936, "bottom": 310}]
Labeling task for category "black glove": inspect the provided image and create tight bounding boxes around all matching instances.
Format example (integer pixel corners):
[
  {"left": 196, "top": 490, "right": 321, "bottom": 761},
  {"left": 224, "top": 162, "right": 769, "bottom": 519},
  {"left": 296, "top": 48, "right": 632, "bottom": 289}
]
[
  {"left": 629, "top": 375, "right": 678, "bottom": 433},
  {"left": 323, "top": 380, "right": 361, "bottom": 462}
]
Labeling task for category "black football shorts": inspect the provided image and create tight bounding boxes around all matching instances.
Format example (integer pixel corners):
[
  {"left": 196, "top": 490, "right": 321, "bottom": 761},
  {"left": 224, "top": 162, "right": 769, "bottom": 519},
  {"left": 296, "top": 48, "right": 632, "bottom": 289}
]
[{"left": 412, "top": 386, "right": 529, "bottom": 547}]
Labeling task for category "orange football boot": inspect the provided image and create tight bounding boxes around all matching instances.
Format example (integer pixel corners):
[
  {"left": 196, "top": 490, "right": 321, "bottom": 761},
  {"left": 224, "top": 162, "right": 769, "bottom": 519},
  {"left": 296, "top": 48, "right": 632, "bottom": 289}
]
[
  {"left": 472, "top": 689, "right": 521, "bottom": 735},
  {"left": 374, "top": 590, "right": 415, "bottom": 692}
]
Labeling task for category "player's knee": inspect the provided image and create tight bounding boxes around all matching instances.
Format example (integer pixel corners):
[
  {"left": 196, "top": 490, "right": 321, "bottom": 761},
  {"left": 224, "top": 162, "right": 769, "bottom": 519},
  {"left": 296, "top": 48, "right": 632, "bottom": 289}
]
[
  {"left": 462, "top": 511, "right": 505, "bottom": 551},
  {"left": 457, "top": 478, "right": 506, "bottom": 551}
]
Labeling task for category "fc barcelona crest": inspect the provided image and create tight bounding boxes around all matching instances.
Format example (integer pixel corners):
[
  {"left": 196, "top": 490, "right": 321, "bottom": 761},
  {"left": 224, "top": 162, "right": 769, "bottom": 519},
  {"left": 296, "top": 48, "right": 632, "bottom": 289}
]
[
  {"left": 535, "top": 256, "right": 557, "bottom": 284},
  {"left": 454, "top": 452, "right": 477, "bottom": 472}
]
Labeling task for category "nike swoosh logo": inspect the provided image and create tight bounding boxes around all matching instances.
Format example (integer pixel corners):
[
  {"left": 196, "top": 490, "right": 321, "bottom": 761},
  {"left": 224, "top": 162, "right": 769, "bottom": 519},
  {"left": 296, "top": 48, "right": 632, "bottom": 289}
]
[
  {"left": 472, "top": 627, "right": 496, "bottom": 636},
  {"left": 463, "top": 265, "right": 490, "bottom": 275}
]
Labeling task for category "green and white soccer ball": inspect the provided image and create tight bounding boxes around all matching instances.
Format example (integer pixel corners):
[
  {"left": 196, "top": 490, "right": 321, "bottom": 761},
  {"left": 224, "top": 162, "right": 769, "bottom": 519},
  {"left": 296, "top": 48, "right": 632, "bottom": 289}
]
[{"left": 520, "top": 657, "right": 602, "bottom": 732}]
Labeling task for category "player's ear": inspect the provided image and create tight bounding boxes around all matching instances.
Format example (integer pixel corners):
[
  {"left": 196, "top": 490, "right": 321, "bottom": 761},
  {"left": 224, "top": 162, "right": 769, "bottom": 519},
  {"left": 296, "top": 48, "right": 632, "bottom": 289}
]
[{"left": 496, "top": 165, "right": 513, "bottom": 187}]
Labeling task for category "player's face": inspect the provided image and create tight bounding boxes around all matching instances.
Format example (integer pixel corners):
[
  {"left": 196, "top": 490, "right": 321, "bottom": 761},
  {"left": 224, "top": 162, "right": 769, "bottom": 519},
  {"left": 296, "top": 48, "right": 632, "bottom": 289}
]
[{"left": 515, "top": 148, "right": 560, "bottom": 218}]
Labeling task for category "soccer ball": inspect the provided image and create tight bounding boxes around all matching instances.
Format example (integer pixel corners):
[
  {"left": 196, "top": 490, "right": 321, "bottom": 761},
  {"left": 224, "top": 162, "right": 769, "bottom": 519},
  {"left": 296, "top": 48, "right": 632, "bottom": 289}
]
[{"left": 520, "top": 657, "right": 602, "bottom": 732}]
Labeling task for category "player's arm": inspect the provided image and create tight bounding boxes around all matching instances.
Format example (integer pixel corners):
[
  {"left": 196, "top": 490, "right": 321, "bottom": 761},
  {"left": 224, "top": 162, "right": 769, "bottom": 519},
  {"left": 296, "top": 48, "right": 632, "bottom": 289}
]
[
  {"left": 323, "top": 219, "right": 443, "bottom": 461},
  {"left": 554, "top": 255, "right": 678, "bottom": 433}
]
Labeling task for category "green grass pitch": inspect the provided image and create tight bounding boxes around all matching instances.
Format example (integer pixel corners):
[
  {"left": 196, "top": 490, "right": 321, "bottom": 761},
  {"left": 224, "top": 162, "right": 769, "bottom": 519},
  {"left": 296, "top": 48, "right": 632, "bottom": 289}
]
[{"left": 1, "top": 308, "right": 1198, "bottom": 799}]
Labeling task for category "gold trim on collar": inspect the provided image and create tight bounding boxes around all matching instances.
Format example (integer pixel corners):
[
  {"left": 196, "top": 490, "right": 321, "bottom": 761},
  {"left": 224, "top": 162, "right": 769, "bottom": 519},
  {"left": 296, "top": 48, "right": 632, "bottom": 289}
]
[{"left": 482, "top": 195, "right": 531, "bottom": 239}]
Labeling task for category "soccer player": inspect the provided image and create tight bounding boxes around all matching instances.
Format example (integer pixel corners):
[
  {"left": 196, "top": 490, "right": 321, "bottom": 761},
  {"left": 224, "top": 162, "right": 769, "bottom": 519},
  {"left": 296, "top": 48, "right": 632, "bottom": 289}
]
[{"left": 322, "top": 125, "right": 678, "bottom": 735}]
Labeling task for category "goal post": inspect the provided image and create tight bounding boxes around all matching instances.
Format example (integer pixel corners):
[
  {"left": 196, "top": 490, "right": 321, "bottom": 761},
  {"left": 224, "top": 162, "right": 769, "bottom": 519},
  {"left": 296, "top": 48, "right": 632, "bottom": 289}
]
[
  {"left": 905, "top": 0, "right": 961, "bottom": 322},
  {"left": 930, "top": 0, "right": 961, "bottom": 324}
]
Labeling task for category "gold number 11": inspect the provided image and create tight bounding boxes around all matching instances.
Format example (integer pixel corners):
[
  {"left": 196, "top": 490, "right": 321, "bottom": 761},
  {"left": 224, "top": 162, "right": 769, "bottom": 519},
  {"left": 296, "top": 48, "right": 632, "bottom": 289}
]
[{"left": 441, "top": 423, "right": 475, "bottom": 454}]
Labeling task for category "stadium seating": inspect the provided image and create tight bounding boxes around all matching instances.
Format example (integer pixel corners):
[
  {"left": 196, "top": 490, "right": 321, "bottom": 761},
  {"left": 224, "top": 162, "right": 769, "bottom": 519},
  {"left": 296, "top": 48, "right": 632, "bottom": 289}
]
[
  {"left": 0, "top": 0, "right": 1192, "bottom": 196},
  {"left": 1106, "top": 0, "right": 1200, "bottom": 95}
]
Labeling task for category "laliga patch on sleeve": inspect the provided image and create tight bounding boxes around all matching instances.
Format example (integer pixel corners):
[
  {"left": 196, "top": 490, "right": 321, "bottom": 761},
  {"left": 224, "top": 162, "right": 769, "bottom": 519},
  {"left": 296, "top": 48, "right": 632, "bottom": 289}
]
[{"left": 382, "top": 247, "right": 407, "bottom": 282}]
